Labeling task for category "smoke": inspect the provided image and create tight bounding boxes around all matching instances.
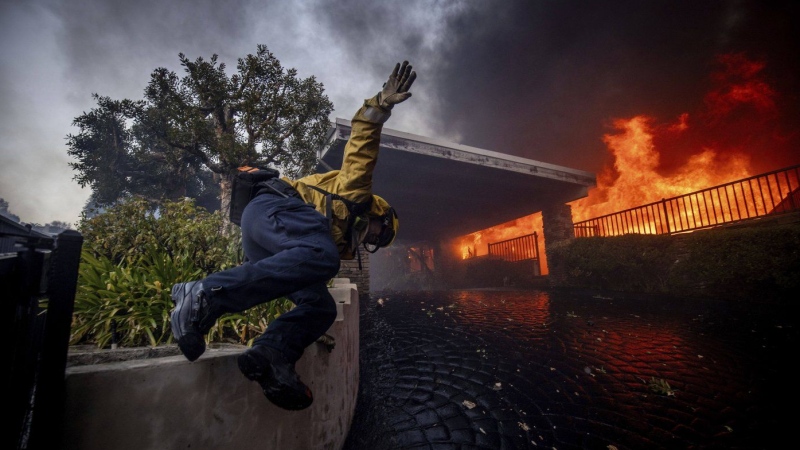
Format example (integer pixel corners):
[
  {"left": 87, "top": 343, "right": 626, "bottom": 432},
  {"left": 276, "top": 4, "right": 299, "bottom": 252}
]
[
  {"left": 1, "top": 0, "right": 797, "bottom": 226},
  {"left": 419, "top": 1, "right": 799, "bottom": 175}
]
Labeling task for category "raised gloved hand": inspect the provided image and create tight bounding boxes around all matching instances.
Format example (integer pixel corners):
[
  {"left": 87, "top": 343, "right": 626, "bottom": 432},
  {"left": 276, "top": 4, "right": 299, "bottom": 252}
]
[{"left": 378, "top": 61, "right": 416, "bottom": 110}]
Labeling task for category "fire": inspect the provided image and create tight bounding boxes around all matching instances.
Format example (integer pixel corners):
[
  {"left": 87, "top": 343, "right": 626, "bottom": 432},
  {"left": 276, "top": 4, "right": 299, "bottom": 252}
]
[
  {"left": 570, "top": 52, "right": 779, "bottom": 221},
  {"left": 452, "top": 53, "right": 791, "bottom": 276},
  {"left": 408, "top": 245, "right": 435, "bottom": 273},
  {"left": 569, "top": 115, "right": 753, "bottom": 221},
  {"left": 454, "top": 212, "right": 548, "bottom": 274}
]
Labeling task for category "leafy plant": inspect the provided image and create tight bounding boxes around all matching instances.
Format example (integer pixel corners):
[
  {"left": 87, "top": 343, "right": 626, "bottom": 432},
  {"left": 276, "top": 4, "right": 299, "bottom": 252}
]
[
  {"left": 668, "top": 222, "right": 800, "bottom": 298},
  {"left": 547, "top": 234, "right": 673, "bottom": 292},
  {"left": 79, "top": 197, "right": 241, "bottom": 273},
  {"left": 73, "top": 196, "right": 293, "bottom": 349},
  {"left": 212, "top": 301, "right": 293, "bottom": 347},
  {"left": 548, "top": 221, "right": 800, "bottom": 302},
  {"left": 71, "top": 246, "right": 203, "bottom": 348}
]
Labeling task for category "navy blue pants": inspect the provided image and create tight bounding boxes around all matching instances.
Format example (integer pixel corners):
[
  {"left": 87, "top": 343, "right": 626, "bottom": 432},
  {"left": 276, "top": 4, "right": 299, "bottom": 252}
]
[{"left": 203, "top": 192, "right": 340, "bottom": 363}]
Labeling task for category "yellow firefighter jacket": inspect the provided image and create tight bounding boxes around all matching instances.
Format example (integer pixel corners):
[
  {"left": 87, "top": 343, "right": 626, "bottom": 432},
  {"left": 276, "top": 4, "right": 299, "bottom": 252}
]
[{"left": 283, "top": 94, "right": 391, "bottom": 260}]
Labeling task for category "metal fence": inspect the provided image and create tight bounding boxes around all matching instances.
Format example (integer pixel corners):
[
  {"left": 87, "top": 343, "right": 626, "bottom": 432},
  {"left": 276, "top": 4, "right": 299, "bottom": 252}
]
[
  {"left": 573, "top": 164, "right": 800, "bottom": 237},
  {"left": 2, "top": 218, "right": 83, "bottom": 450},
  {"left": 488, "top": 232, "right": 540, "bottom": 262}
]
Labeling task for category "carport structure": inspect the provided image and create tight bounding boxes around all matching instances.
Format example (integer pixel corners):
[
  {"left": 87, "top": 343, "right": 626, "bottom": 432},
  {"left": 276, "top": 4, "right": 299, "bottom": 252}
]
[
  {"left": 318, "top": 118, "right": 596, "bottom": 241},
  {"left": 316, "top": 119, "right": 596, "bottom": 290}
]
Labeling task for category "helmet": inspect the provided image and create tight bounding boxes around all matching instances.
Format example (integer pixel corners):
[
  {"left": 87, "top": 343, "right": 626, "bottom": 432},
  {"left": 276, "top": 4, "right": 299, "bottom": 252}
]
[{"left": 363, "top": 195, "right": 399, "bottom": 252}]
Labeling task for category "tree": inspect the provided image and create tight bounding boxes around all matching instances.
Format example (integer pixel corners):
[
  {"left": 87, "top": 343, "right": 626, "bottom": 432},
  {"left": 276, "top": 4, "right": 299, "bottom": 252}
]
[
  {"left": 67, "top": 44, "right": 333, "bottom": 221},
  {"left": 0, "top": 198, "right": 21, "bottom": 222}
]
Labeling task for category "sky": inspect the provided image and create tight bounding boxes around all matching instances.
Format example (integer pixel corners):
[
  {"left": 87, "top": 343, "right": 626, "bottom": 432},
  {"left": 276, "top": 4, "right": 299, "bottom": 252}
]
[{"left": 1, "top": 0, "right": 798, "bottom": 227}]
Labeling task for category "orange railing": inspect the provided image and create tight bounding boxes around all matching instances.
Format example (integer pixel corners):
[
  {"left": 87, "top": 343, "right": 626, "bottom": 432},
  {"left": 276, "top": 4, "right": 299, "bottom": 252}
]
[{"left": 574, "top": 164, "right": 800, "bottom": 237}]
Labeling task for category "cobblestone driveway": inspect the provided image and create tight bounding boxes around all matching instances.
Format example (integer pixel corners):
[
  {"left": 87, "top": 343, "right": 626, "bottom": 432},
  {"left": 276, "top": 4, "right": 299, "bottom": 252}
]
[{"left": 343, "top": 289, "right": 795, "bottom": 450}]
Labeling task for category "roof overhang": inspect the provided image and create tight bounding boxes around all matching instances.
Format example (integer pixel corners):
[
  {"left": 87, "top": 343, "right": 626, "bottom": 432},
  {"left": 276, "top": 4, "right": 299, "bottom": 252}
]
[{"left": 316, "top": 119, "right": 596, "bottom": 242}]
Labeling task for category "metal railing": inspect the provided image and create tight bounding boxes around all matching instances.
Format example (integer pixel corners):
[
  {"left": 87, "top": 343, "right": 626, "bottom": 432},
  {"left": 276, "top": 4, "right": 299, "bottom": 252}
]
[
  {"left": 488, "top": 232, "right": 539, "bottom": 262},
  {"left": 573, "top": 164, "right": 800, "bottom": 237}
]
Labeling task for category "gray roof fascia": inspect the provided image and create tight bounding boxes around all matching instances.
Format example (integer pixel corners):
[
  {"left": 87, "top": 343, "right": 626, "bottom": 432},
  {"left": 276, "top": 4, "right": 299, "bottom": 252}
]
[{"left": 321, "top": 118, "right": 596, "bottom": 188}]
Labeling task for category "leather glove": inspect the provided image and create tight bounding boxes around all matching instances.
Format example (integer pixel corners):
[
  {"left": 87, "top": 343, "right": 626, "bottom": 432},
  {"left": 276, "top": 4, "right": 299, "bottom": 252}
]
[{"left": 378, "top": 61, "right": 416, "bottom": 110}]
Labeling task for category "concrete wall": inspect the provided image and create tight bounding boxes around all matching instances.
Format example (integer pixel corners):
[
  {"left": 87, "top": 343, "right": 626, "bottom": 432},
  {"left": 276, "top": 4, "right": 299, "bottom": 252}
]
[{"left": 60, "top": 279, "right": 359, "bottom": 450}]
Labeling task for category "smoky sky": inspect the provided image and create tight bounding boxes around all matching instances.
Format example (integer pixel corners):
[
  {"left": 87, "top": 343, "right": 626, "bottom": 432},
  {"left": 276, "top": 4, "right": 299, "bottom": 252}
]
[
  {"left": 317, "top": 0, "right": 799, "bottom": 174},
  {"left": 435, "top": 1, "right": 800, "bottom": 174},
  {"left": 1, "top": 0, "right": 798, "bottom": 225}
]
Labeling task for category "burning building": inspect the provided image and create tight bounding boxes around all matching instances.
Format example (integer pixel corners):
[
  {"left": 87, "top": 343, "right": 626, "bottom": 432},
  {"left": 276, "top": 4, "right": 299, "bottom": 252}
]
[
  {"left": 316, "top": 50, "right": 799, "bottom": 294},
  {"left": 315, "top": 121, "right": 596, "bottom": 292}
]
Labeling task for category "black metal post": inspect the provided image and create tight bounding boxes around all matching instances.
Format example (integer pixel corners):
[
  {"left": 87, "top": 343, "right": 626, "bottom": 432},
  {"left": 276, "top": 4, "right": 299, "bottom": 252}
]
[{"left": 28, "top": 230, "right": 83, "bottom": 450}]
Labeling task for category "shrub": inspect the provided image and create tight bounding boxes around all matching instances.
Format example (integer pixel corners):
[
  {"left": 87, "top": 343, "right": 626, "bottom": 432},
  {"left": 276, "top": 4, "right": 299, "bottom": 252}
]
[
  {"left": 548, "top": 220, "right": 800, "bottom": 301},
  {"left": 669, "top": 221, "right": 800, "bottom": 298},
  {"left": 73, "top": 197, "right": 293, "bottom": 348},
  {"left": 71, "top": 246, "right": 203, "bottom": 348},
  {"left": 547, "top": 234, "right": 673, "bottom": 292},
  {"left": 79, "top": 197, "right": 241, "bottom": 273}
]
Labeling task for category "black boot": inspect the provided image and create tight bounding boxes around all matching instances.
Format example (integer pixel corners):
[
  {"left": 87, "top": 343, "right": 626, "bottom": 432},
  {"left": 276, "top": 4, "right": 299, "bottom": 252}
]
[
  {"left": 238, "top": 345, "right": 313, "bottom": 411},
  {"left": 170, "top": 281, "right": 211, "bottom": 362}
]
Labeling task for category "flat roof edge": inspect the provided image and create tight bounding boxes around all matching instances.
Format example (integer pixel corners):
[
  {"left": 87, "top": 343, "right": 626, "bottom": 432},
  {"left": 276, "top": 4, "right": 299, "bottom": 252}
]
[{"left": 330, "top": 118, "right": 596, "bottom": 186}]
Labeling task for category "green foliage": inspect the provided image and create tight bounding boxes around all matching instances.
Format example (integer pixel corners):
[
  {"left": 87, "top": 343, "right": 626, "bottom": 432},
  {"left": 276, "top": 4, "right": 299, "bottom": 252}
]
[
  {"left": 66, "top": 44, "right": 333, "bottom": 214},
  {"left": 548, "top": 234, "right": 673, "bottom": 292},
  {"left": 73, "top": 196, "right": 294, "bottom": 348},
  {"left": 71, "top": 247, "right": 203, "bottom": 348},
  {"left": 212, "top": 301, "right": 293, "bottom": 347},
  {"left": 79, "top": 197, "right": 241, "bottom": 273},
  {"left": 72, "top": 246, "right": 292, "bottom": 348},
  {"left": 548, "top": 221, "right": 800, "bottom": 301},
  {"left": 669, "top": 222, "right": 800, "bottom": 297}
]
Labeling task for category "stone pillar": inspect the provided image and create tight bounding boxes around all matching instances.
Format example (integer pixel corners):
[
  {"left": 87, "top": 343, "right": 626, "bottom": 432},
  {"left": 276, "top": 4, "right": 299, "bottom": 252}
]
[
  {"left": 541, "top": 203, "right": 575, "bottom": 283},
  {"left": 337, "top": 251, "right": 370, "bottom": 297},
  {"left": 542, "top": 203, "right": 575, "bottom": 245}
]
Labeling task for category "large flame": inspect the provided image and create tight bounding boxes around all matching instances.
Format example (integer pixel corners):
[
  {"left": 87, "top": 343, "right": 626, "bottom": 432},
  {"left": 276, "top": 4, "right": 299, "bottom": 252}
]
[
  {"left": 451, "top": 52, "right": 790, "bottom": 274},
  {"left": 569, "top": 115, "right": 753, "bottom": 221},
  {"left": 570, "top": 53, "right": 780, "bottom": 221}
]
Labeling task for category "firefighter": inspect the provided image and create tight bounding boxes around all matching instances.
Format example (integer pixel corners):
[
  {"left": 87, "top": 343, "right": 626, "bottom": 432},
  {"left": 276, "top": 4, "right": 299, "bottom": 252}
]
[{"left": 169, "top": 61, "right": 416, "bottom": 410}]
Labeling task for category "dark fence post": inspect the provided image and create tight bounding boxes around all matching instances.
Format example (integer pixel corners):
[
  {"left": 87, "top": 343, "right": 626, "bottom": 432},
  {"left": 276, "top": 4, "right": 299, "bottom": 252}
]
[
  {"left": 28, "top": 230, "right": 83, "bottom": 450},
  {"left": 1, "top": 226, "right": 83, "bottom": 450},
  {"left": 3, "top": 242, "right": 47, "bottom": 450}
]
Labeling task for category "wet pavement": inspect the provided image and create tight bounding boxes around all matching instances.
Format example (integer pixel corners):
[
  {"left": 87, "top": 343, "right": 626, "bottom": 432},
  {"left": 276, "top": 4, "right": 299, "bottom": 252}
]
[{"left": 342, "top": 289, "right": 796, "bottom": 450}]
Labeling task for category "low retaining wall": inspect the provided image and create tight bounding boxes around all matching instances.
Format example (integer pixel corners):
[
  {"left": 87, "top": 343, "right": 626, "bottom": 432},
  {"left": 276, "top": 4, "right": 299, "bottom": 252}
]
[{"left": 60, "top": 279, "right": 359, "bottom": 450}]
